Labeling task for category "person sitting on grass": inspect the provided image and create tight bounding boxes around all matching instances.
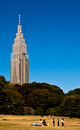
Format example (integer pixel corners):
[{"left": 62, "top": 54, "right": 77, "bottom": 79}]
[
  {"left": 42, "top": 120, "right": 47, "bottom": 126},
  {"left": 38, "top": 119, "right": 43, "bottom": 126},
  {"left": 40, "top": 119, "right": 43, "bottom": 125}
]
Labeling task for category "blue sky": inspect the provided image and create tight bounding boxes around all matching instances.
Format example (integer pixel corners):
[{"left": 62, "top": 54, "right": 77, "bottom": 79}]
[{"left": 0, "top": 0, "right": 80, "bottom": 93}]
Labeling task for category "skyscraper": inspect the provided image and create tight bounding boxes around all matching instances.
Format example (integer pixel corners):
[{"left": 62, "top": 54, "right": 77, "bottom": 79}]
[{"left": 11, "top": 15, "right": 29, "bottom": 85}]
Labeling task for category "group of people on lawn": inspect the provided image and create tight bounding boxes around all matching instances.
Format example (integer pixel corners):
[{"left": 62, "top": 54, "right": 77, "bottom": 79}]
[
  {"left": 31, "top": 117, "right": 65, "bottom": 126},
  {"left": 52, "top": 118, "right": 64, "bottom": 127}
]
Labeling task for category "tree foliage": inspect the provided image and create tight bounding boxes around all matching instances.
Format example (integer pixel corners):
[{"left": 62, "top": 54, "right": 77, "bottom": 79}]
[{"left": 0, "top": 75, "right": 80, "bottom": 117}]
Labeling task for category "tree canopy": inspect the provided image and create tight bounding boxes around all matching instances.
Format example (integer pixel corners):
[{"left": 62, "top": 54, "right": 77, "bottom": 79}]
[{"left": 0, "top": 75, "right": 80, "bottom": 117}]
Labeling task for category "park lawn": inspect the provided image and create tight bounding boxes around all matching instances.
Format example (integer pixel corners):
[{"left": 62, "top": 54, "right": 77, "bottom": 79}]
[{"left": 0, "top": 115, "right": 80, "bottom": 130}]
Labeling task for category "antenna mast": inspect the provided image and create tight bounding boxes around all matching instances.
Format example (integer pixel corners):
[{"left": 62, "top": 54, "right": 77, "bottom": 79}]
[{"left": 19, "top": 14, "right": 20, "bottom": 25}]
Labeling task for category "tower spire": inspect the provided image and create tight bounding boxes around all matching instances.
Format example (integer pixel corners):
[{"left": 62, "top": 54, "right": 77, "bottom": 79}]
[{"left": 19, "top": 14, "right": 20, "bottom": 25}]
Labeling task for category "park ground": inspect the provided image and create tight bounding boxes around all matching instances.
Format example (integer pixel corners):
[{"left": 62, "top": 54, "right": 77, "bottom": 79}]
[{"left": 0, "top": 115, "right": 80, "bottom": 130}]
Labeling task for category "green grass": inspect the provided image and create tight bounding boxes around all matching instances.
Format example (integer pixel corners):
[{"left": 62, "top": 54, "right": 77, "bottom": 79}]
[{"left": 0, "top": 115, "right": 80, "bottom": 130}]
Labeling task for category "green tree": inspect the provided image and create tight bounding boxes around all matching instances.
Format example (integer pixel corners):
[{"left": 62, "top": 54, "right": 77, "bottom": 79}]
[
  {"left": 3, "top": 84, "right": 25, "bottom": 114},
  {"left": 0, "top": 75, "right": 6, "bottom": 85},
  {"left": 0, "top": 85, "right": 6, "bottom": 114},
  {"left": 59, "top": 95, "right": 80, "bottom": 118}
]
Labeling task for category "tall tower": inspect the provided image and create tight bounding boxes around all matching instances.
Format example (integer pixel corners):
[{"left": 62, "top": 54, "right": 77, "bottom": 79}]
[{"left": 11, "top": 14, "right": 29, "bottom": 85}]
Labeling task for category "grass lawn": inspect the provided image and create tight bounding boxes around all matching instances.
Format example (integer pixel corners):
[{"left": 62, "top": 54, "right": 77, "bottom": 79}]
[{"left": 0, "top": 115, "right": 80, "bottom": 130}]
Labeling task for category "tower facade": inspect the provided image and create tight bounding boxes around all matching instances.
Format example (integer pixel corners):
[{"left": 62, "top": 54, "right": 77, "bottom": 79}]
[{"left": 11, "top": 15, "right": 29, "bottom": 85}]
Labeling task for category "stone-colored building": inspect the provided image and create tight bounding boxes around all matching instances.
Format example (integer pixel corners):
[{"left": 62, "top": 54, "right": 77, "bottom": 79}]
[{"left": 11, "top": 15, "right": 29, "bottom": 85}]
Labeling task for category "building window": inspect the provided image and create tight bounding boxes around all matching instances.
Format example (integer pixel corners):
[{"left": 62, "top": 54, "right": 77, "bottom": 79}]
[{"left": 11, "top": 54, "right": 13, "bottom": 59}]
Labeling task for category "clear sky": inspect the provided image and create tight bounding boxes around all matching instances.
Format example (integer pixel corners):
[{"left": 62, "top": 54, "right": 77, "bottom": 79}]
[{"left": 0, "top": 0, "right": 80, "bottom": 93}]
